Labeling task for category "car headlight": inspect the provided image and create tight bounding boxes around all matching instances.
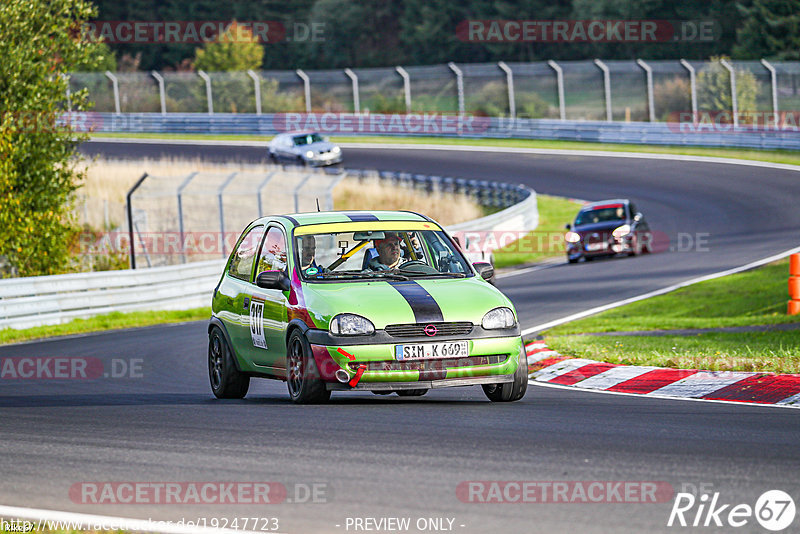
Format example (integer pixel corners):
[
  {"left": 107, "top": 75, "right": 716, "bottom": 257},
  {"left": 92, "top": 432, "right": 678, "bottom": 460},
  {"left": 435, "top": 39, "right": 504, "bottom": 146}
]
[
  {"left": 612, "top": 224, "right": 631, "bottom": 238},
  {"left": 565, "top": 231, "right": 581, "bottom": 243},
  {"left": 332, "top": 146, "right": 341, "bottom": 154},
  {"left": 481, "top": 307, "right": 517, "bottom": 330},
  {"left": 305, "top": 150, "right": 315, "bottom": 159},
  {"left": 330, "top": 314, "right": 375, "bottom": 336}
]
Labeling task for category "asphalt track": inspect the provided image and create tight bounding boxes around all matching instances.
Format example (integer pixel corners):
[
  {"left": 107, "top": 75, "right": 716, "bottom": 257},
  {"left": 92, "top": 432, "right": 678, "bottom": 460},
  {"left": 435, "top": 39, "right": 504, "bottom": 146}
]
[{"left": 0, "top": 141, "right": 798, "bottom": 533}]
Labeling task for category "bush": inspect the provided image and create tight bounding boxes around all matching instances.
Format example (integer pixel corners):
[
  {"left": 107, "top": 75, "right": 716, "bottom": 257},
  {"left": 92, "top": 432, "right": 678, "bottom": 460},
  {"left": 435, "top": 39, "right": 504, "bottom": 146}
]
[{"left": 697, "top": 56, "right": 759, "bottom": 121}]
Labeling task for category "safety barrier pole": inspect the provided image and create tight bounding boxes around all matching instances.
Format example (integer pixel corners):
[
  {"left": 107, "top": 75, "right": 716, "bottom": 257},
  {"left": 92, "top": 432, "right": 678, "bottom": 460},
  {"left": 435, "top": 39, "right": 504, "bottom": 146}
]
[
  {"left": 720, "top": 59, "right": 738, "bottom": 128},
  {"left": 105, "top": 71, "right": 121, "bottom": 114},
  {"left": 151, "top": 71, "right": 166, "bottom": 115},
  {"left": 789, "top": 254, "right": 800, "bottom": 315},
  {"left": 197, "top": 70, "right": 213, "bottom": 114},
  {"left": 594, "top": 59, "right": 612, "bottom": 122},
  {"left": 396, "top": 66, "right": 411, "bottom": 114}
]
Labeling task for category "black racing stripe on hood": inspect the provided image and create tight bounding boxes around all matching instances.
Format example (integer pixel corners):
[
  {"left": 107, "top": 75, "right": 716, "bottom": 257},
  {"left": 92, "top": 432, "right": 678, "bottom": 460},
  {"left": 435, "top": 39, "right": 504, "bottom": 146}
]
[
  {"left": 345, "top": 213, "right": 379, "bottom": 222},
  {"left": 387, "top": 280, "right": 444, "bottom": 323}
]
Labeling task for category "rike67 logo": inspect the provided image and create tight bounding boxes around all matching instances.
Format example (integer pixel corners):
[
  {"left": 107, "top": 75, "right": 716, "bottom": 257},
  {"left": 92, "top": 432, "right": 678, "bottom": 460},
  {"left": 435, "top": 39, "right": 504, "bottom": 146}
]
[{"left": 668, "top": 489, "right": 796, "bottom": 531}]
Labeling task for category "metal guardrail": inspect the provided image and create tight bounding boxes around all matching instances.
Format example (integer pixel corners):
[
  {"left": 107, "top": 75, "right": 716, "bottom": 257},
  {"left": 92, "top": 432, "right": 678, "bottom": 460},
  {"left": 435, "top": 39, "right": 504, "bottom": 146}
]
[
  {"left": 73, "top": 113, "right": 800, "bottom": 150},
  {"left": 0, "top": 173, "right": 536, "bottom": 330}
]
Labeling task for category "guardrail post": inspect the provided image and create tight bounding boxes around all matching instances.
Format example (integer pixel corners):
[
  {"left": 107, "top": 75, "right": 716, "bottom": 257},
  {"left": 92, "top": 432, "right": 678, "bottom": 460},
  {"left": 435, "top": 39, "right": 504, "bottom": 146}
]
[
  {"left": 761, "top": 59, "right": 779, "bottom": 127},
  {"left": 396, "top": 66, "right": 411, "bottom": 114},
  {"left": 720, "top": 58, "right": 738, "bottom": 128},
  {"left": 105, "top": 71, "right": 121, "bottom": 114},
  {"left": 548, "top": 60, "right": 566, "bottom": 121},
  {"left": 217, "top": 172, "right": 238, "bottom": 258},
  {"left": 296, "top": 69, "right": 311, "bottom": 113},
  {"left": 256, "top": 171, "right": 276, "bottom": 218},
  {"left": 177, "top": 172, "right": 199, "bottom": 264},
  {"left": 294, "top": 173, "right": 314, "bottom": 212},
  {"left": 151, "top": 71, "right": 166, "bottom": 115},
  {"left": 344, "top": 68, "right": 360, "bottom": 113},
  {"left": 497, "top": 61, "right": 515, "bottom": 120},
  {"left": 680, "top": 59, "right": 698, "bottom": 120},
  {"left": 126, "top": 173, "right": 149, "bottom": 269},
  {"left": 594, "top": 59, "right": 612, "bottom": 122},
  {"left": 247, "top": 70, "right": 262, "bottom": 115},
  {"left": 636, "top": 59, "right": 655, "bottom": 122},
  {"left": 448, "top": 62, "right": 465, "bottom": 117},
  {"left": 197, "top": 70, "right": 213, "bottom": 115},
  {"left": 62, "top": 74, "right": 72, "bottom": 113}
]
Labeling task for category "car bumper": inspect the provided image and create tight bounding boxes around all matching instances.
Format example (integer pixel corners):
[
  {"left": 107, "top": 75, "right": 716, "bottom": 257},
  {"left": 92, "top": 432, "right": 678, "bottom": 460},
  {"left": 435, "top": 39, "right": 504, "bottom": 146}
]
[
  {"left": 567, "top": 237, "right": 634, "bottom": 258},
  {"left": 306, "top": 153, "right": 343, "bottom": 166},
  {"left": 310, "top": 335, "right": 522, "bottom": 386}
]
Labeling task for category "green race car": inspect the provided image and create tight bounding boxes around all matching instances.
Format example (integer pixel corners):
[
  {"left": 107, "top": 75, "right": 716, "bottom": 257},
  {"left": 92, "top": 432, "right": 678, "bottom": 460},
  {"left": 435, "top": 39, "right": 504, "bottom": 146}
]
[{"left": 208, "top": 210, "right": 528, "bottom": 403}]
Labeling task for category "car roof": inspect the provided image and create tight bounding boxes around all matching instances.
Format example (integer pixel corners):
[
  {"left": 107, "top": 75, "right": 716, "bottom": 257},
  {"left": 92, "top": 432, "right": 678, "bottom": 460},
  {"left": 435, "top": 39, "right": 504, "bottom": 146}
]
[
  {"left": 580, "top": 199, "right": 630, "bottom": 211},
  {"left": 262, "top": 210, "right": 432, "bottom": 228}
]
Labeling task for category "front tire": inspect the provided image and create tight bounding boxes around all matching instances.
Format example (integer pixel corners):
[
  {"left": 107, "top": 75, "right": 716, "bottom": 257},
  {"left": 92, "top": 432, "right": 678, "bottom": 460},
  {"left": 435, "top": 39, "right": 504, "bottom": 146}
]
[
  {"left": 286, "top": 330, "right": 331, "bottom": 404},
  {"left": 482, "top": 346, "right": 528, "bottom": 402},
  {"left": 208, "top": 327, "right": 250, "bottom": 399}
]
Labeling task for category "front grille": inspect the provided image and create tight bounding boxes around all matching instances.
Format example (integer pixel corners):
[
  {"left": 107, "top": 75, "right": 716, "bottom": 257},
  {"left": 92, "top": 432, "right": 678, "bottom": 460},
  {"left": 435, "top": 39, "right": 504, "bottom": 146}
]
[
  {"left": 385, "top": 322, "right": 473, "bottom": 338},
  {"left": 348, "top": 354, "right": 507, "bottom": 372}
]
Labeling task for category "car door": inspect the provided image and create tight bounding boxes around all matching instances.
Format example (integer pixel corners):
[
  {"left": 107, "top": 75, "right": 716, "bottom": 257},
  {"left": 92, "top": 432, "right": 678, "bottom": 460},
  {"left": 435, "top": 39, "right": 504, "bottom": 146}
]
[
  {"left": 219, "top": 224, "right": 266, "bottom": 370},
  {"left": 245, "top": 225, "right": 290, "bottom": 371}
]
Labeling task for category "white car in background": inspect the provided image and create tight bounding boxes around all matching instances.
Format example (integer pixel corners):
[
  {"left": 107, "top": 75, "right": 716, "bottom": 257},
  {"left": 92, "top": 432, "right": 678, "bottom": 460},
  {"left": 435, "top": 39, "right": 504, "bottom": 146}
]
[{"left": 267, "top": 131, "right": 343, "bottom": 166}]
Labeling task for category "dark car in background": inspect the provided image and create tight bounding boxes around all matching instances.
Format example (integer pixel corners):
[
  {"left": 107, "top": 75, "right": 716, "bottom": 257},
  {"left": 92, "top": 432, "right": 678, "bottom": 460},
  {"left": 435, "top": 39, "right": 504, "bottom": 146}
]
[
  {"left": 564, "top": 199, "right": 652, "bottom": 263},
  {"left": 267, "top": 131, "right": 343, "bottom": 166}
]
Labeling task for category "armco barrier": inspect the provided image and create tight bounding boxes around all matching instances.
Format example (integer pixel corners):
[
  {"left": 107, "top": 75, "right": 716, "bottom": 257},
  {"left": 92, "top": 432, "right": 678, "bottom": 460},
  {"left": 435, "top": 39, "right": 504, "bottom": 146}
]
[
  {"left": 0, "top": 176, "right": 536, "bottom": 330},
  {"left": 74, "top": 113, "right": 800, "bottom": 150}
]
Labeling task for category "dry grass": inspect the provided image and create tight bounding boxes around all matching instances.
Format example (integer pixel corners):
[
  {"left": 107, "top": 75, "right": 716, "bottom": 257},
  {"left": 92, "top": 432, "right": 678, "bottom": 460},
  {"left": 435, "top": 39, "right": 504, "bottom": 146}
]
[{"left": 76, "top": 158, "right": 483, "bottom": 230}]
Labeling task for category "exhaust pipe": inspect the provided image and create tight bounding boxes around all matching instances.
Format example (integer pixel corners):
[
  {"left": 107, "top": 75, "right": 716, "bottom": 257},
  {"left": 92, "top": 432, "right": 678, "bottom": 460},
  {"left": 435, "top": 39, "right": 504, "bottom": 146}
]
[{"left": 335, "top": 369, "right": 350, "bottom": 383}]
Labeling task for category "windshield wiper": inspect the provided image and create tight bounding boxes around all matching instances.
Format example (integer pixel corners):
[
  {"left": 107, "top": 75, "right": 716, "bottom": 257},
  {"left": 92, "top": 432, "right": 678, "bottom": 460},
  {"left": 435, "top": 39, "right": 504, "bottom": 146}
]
[
  {"left": 313, "top": 271, "right": 410, "bottom": 281},
  {"left": 400, "top": 271, "right": 467, "bottom": 278}
]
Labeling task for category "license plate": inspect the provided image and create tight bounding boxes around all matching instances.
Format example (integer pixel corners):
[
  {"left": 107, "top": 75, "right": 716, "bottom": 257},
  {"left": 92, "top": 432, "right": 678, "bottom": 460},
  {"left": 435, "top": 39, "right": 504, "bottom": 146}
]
[
  {"left": 586, "top": 242, "right": 607, "bottom": 251},
  {"left": 395, "top": 341, "right": 469, "bottom": 361}
]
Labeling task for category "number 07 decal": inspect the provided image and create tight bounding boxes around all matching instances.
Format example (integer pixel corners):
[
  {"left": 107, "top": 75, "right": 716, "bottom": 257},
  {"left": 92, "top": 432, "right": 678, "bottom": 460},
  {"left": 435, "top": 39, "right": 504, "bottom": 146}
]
[{"left": 249, "top": 300, "right": 267, "bottom": 349}]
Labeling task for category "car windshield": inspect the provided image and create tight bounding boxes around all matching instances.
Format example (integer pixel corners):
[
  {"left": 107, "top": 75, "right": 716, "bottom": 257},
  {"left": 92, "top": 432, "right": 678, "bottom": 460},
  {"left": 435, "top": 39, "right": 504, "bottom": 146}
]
[
  {"left": 293, "top": 133, "right": 324, "bottom": 146},
  {"left": 295, "top": 228, "right": 473, "bottom": 281},
  {"left": 574, "top": 204, "right": 626, "bottom": 226}
]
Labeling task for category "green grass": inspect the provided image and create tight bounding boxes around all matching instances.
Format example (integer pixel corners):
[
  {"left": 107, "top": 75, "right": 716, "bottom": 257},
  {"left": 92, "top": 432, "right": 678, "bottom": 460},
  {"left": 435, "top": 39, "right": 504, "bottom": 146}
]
[
  {"left": 494, "top": 194, "right": 582, "bottom": 268},
  {"left": 91, "top": 132, "right": 800, "bottom": 167},
  {"left": 544, "top": 258, "right": 800, "bottom": 373},
  {"left": 0, "top": 308, "right": 210, "bottom": 345}
]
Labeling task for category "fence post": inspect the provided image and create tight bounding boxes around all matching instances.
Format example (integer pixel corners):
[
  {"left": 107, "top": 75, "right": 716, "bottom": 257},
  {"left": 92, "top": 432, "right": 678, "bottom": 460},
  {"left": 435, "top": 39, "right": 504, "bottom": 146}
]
[
  {"left": 594, "top": 59, "right": 612, "bottom": 122},
  {"left": 151, "top": 71, "right": 166, "bottom": 115},
  {"left": 761, "top": 59, "right": 779, "bottom": 127},
  {"left": 62, "top": 74, "right": 72, "bottom": 113},
  {"left": 105, "top": 71, "right": 121, "bottom": 114},
  {"left": 177, "top": 172, "right": 199, "bottom": 264},
  {"left": 396, "top": 66, "right": 412, "bottom": 114},
  {"left": 126, "top": 173, "right": 149, "bottom": 269},
  {"left": 247, "top": 70, "right": 262, "bottom": 115},
  {"left": 344, "top": 68, "right": 360, "bottom": 113},
  {"left": 720, "top": 58, "right": 738, "bottom": 128},
  {"left": 217, "top": 172, "right": 238, "bottom": 258},
  {"left": 296, "top": 69, "right": 311, "bottom": 113},
  {"left": 197, "top": 70, "right": 213, "bottom": 115},
  {"left": 547, "top": 60, "right": 566, "bottom": 121},
  {"left": 497, "top": 61, "right": 515, "bottom": 120},
  {"left": 448, "top": 62, "right": 465, "bottom": 116},
  {"left": 680, "top": 59, "right": 698, "bottom": 120},
  {"left": 256, "top": 171, "right": 277, "bottom": 218},
  {"left": 294, "top": 173, "right": 314, "bottom": 212},
  {"left": 324, "top": 172, "right": 347, "bottom": 211},
  {"left": 636, "top": 59, "right": 655, "bottom": 122}
]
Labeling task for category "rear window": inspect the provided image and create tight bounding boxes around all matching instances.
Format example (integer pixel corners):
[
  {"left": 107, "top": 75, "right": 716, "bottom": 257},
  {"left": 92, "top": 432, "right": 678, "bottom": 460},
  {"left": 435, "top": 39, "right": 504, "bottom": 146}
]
[{"left": 575, "top": 204, "right": 626, "bottom": 226}]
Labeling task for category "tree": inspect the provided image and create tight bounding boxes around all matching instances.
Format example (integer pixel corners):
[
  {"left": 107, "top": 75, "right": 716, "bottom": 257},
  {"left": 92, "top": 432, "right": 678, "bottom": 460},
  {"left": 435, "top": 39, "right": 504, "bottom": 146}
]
[
  {"left": 0, "top": 0, "right": 106, "bottom": 276},
  {"left": 194, "top": 21, "right": 264, "bottom": 72},
  {"left": 697, "top": 56, "right": 759, "bottom": 119},
  {"left": 734, "top": 0, "right": 800, "bottom": 60}
]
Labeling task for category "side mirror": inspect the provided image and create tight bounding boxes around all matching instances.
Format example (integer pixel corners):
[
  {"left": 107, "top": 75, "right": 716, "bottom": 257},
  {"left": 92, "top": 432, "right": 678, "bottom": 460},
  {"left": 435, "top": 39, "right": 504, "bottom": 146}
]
[
  {"left": 256, "top": 270, "right": 290, "bottom": 291},
  {"left": 634, "top": 212, "right": 643, "bottom": 222},
  {"left": 565, "top": 223, "right": 572, "bottom": 230},
  {"left": 473, "top": 262, "right": 494, "bottom": 281}
]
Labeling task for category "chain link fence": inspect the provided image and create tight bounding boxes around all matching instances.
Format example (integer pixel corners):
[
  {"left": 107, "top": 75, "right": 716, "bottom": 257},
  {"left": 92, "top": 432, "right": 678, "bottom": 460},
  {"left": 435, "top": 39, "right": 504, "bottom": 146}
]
[{"left": 71, "top": 59, "right": 800, "bottom": 122}]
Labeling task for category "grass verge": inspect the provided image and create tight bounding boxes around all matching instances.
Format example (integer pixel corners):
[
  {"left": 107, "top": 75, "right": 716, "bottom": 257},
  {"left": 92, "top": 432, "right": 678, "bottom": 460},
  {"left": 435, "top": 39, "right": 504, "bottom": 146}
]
[
  {"left": 494, "top": 194, "right": 582, "bottom": 268},
  {"left": 544, "top": 259, "right": 800, "bottom": 373},
  {"left": 0, "top": 308, "right": 210, "bottom": 345},
  {"left": 91, "top": 133, "right": 800, "bottom": 167}
]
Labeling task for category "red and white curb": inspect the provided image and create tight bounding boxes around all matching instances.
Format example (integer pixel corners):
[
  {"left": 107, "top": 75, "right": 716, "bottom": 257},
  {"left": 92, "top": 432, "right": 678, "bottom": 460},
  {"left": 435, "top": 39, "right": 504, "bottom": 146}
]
[{"left": 524, "top": 341, "right": 800, "bottom": 408}]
